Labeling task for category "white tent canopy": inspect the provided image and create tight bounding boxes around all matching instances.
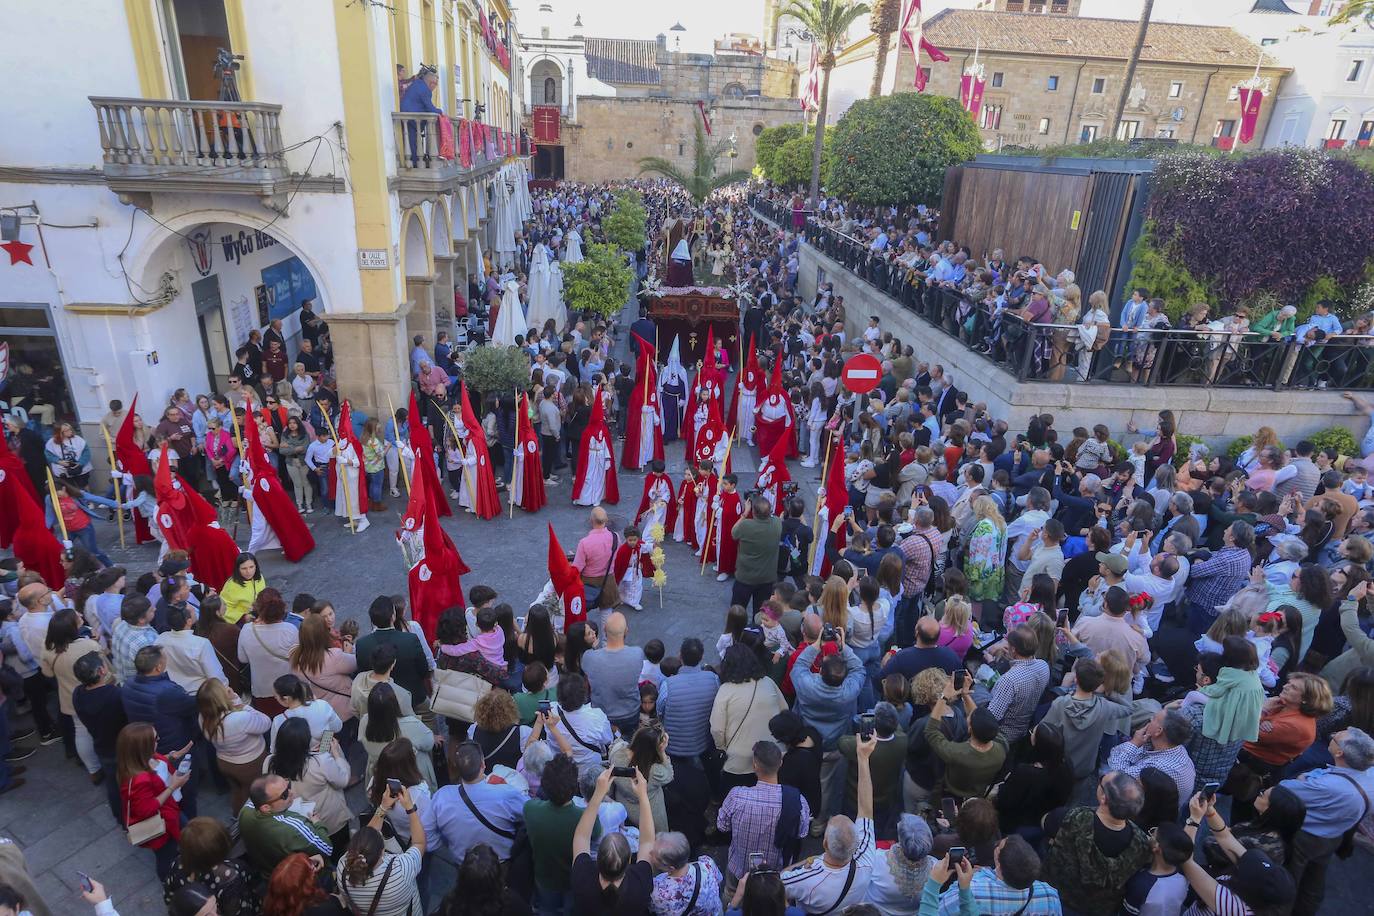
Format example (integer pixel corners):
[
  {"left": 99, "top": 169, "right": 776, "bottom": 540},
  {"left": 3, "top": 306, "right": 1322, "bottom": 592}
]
[{"left": 490, "top": 278, "right": 525, "bottom": 348}]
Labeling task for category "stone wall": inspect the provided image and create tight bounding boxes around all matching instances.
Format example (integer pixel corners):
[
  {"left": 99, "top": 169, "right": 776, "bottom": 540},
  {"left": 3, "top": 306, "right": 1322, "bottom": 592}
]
[
  {"left": 788, "top": 223, "right": 1366, "bottom": 447},
  {"left": 895, "top": 50, "right": 1285, "bottom": 150},
  {"left": 563, "top": 97, "right": 803, "bottom": 184}
]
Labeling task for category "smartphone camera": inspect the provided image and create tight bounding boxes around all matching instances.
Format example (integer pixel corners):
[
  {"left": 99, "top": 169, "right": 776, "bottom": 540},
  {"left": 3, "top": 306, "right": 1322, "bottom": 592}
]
[
  {"left": 386, "top": 777, "right": 402, "bottom": 798},
  {"left": 611, "top": 766, "right": 637, "bottom": 778},
  {"left": 748, "top": 852, "right": 766, "bottom": 871},
  {"left": 859, "top": 715, "right": 874, "bottom": 740},
  {"left": 538, "top": 699, "right": 552, "bottom": 714},
  {"left": 78, "top": 872, "right": 93, "bottom": 894},
  {"left": 822, "top": 623, "right": 837, "bottom": 642},
  {"left": 1203, "top": 781, "right": 1220, "bottom": 801},
  {"left": 948, "top": 846, "right": 967, "bottom": 865},
  {"left": 177, "top": 755, "right": 192, "bottom": 775}
]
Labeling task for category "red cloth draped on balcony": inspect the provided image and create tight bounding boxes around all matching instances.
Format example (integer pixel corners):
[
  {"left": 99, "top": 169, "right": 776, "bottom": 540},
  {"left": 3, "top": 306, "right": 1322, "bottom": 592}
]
[
  {"left": 458, "top": 118, "right": 472, "bottom": 167},
  {"left": 437, "top": 116, "right": 455, "bottom": 160}
]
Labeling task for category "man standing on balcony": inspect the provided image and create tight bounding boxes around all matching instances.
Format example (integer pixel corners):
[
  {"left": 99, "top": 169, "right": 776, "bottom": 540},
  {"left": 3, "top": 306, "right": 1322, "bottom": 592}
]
[{"left": 400, "top": 66, "right": 442, "bottom": 167}]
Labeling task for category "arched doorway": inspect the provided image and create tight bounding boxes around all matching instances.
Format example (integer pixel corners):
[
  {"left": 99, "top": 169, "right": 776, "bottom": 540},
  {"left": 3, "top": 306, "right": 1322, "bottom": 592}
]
[{"left": 133, "top": 219, "right": 327, "bottom": 396}]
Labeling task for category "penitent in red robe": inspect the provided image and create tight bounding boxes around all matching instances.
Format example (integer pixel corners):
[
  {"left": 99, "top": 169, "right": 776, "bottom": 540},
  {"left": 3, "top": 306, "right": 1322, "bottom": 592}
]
[{"left": 711, "top": 489, "right": 743, "bottom": 576}]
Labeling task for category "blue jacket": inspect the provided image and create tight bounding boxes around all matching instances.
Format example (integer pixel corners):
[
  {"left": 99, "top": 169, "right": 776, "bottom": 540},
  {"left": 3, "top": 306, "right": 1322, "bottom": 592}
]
[
  {"left": 656, "top": 666, "right": 720, "bottom": 757},
  {"left": 791, "top": 645, "right": 865, "bottom": 751},
  {"left": 400, "top": 79, "right": 442, "bottom": 115},
  {"left": 121, "top": 672, "right": 198, "bottom": 754}
]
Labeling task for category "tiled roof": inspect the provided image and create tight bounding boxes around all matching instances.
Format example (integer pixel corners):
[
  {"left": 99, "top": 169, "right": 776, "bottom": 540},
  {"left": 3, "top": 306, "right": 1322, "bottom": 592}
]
[
  {"left": 923, "top": 9, "right": 1276, "bottom": 67},
  {"left": 584, "top": 37, "right": 662, "bottom": 84}
]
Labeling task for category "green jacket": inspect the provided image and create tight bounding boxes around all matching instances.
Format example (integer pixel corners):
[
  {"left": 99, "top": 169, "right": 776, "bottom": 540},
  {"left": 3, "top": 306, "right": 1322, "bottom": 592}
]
[
  {"left": 236, "top": 805, "right": 333, "bottom": 875},
  {"left": 923, "top": 715, "right": 1008, "bottom": 800},
  {"left": 1250, "top": 309, "right": 1296, "bottom": 340},
  {"left": 1045, "top": 806, "right": 1151, "bottom": 915}
]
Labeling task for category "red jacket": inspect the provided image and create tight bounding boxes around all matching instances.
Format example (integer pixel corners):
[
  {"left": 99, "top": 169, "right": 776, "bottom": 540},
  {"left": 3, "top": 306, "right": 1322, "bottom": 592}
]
[{"left": 121, "top": 757, "right": 182, "bottom": 849}]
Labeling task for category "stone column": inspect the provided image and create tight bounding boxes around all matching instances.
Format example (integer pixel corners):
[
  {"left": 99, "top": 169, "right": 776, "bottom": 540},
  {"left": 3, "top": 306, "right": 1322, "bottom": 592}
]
[{"left": 326, "top": 299, "right": 415, "bottom": 418}]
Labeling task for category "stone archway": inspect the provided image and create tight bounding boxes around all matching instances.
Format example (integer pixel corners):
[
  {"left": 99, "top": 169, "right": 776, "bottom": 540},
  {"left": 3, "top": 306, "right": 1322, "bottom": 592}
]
[
  {"left": 130, "top": 213, "right": 330, "bottom": 397},
  {"left": 400, "top": 208, "right": 436, "bottom": 349},
  {"left": 430, "top": 198, "right": 457, "bottom": 338}
]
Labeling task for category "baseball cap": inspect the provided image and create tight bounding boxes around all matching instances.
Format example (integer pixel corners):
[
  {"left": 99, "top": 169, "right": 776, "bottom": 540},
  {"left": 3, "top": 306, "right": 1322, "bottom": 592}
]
[
  {"left": 1095, "top": 552, "right": 1129, "bottom": 576},
  {"left": 1229, "top": 850, "right": 1294, "bottom": 909},
  {"left": 159, "top": 558, "right": 190, "bottom": 578}
]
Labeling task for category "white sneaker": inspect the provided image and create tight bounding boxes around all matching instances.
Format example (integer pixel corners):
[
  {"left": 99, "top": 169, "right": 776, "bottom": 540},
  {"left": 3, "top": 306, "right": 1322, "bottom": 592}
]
[
  {"left": 716, "top": 572, "right": 728, "bottom": 582},
  {"left": 390, "top": 487, "right": 400, "bottom": 498},
  {"left": 800, "top": 460, "right": 818, "bottom": 468},
  {"left": 449, "top": 490, "right": 461, "bottom": 500},
  {"left": 355, "top": 517, "right": 370, "bottom": 533}
]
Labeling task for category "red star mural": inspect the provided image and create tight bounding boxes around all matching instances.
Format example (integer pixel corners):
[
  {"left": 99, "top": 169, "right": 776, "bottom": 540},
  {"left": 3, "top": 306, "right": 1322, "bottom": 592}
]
[{"left": 1, "top": 240, "right": 34, "bottom": 266}]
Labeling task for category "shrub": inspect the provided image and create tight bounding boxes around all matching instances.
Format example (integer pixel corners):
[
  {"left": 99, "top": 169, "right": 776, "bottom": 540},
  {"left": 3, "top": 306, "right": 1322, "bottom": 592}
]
[
  {"left": 773, "top": 130, "right": 834, "bottom": 190},
  {"left": 1309, "top": 425, "right": 1358, "bottom": 459},
  {"left": 756, "top": 123, "right": 805, "bottom": 180},
  {"left": 603, "top": 192, "right": 647, "bottom": 252},
  {"left": 1173, "top": 434, "right": 1204, "bottom": 469},
  {"left": 463, "top": 346, "right": 529, "bottom": 402},
  {"left": 562, "top": 242, "right": 635, "bottom": 321},
  {"left": 1127, "top": 221, "right": 1216, "bottom": 323},
  {"left": 999, "top": 138, "right": 1224, "bottom": 162},
  {"left": 1149, "top": 149, "right": 1374, "bottom": 311},
  {"left": 829, "top": 93, "right": 982, "bottom": 205}
]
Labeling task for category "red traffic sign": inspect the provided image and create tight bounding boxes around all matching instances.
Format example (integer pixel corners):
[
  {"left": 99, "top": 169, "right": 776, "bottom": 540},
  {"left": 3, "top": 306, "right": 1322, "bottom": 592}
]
[{"left": 842, "top": 353, "right": 883, "bottom": 394}]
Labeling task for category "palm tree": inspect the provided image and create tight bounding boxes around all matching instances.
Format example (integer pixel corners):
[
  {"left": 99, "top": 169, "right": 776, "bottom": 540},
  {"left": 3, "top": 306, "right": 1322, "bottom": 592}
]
[
  {"left": 868, "top": 0, "right": 900, "bottom": 100},
  {"left": 637, "top": 119, "right": 752, "bottom": 203},
  {"left": 1331, "top": 0, "right": 1374, "bottom": 25},
  {"left": 781, "top": 0, "right": 872, "bottom": 206}
]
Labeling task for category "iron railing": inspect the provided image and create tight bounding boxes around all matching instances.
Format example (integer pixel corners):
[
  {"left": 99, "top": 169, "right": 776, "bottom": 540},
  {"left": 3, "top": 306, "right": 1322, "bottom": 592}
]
[{"left": 751, "top": 193, "right": 1374, "bottom": 390}]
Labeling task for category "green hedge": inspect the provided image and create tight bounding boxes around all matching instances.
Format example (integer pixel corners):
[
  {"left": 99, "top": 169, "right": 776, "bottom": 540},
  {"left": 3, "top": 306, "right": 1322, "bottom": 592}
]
[
  {"left": 772, "top": 129, "right": 834, "bottom": 190},
  {"left": 756, "top": 123, "right": 805, "bottom": 180},
  {"left": 829, "top": 93, "right": 981, "bottom": 205}
]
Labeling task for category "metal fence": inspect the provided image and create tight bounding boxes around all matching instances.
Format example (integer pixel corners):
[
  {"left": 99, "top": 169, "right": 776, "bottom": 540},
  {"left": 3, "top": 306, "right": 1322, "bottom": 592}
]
[{"left": 751, "top": 194, "right": 1374, "bottom": 390}]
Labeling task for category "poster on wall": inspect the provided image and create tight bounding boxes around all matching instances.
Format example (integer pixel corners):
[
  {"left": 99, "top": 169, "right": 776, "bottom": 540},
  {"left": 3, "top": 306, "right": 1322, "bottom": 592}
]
[
  {"left": 227, "top": 295, "right": 256, "bottom": 349},
  {"left": 259, "top": 256, "right": 318, "bottom": 322}
]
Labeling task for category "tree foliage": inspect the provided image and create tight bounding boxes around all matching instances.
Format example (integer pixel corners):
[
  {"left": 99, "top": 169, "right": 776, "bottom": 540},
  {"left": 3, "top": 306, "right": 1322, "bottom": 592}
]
[
  {"left": 779, "top": 0, "right": 872, "bottom": 202},
  {"left": 603, "top": 191, "right": 647, "bottom": 252},
  {"left": 463, "top": 346, "right": 529, "bottom": 401},
  {"left": 562, "top": 241, "right": 634, "bottom": 320},
  {"left": 998, "top": 138, "right": 1225, "bottom": 162},
  {"left": 829, "top": 92, "right": 982, "bottom": 205},
  {"left": 772, "top": 129, "right": 835, "bottom": 190},
  {"left": 1146, "top": 149, "right": 1374, "bottom": 312},
  {"left": 637, "top": 119, "right": 752, "bottom": 203},
  {"left": 756, "top": 123, "right": 804, "bottom": 178}
]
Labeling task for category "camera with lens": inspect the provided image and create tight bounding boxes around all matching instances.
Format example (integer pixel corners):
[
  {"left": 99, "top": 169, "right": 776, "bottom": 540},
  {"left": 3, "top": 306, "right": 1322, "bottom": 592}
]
[{"left": 822, "top": 623, "right": 838, "bottom": 642}]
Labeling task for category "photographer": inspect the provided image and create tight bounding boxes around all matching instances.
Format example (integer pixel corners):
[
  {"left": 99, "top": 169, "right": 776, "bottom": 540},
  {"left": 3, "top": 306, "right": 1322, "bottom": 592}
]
[{"left": 732, "top": 495, "right": 782, "bottom": 612}]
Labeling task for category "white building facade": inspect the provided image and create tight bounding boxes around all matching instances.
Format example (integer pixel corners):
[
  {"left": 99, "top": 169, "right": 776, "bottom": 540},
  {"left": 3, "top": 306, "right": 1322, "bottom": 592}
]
[{"left": 0, "top": 0, "right": 528, "bottom": 448}]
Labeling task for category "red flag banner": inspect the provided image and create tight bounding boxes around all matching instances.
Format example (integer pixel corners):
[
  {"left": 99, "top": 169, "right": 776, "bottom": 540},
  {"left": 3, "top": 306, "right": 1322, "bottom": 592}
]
[
  {"left": 1237, "top": 86, "right": 1264, "bottom": 145},
  {"left": 960, "top": 72, "right": 986, "bottom": 119},
  {"left": 697, "top": 100, "right": 713, "bottom": 136}
]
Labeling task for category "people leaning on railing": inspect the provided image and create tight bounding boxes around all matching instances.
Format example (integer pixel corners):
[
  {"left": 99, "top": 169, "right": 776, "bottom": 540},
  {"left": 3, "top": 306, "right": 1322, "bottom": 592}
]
[{"left": 748, "top": 186, "right": 1374, "bottom": 391}]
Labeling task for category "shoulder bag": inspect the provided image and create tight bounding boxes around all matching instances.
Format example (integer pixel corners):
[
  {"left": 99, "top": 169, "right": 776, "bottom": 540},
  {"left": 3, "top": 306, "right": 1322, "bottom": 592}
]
[
  {"left": 558, "top": 710, "right": 610, "bottom": 765},
  {"left": 341, "top": 856, "right": 403, "bottom": 916},
  {"left": 706, "top": 681, "right": 759, "bottom": 770},
  {"left": 482, "top": 725, "right": 519, "bottom": 765},
  {"left": 679, "top": 862, "right": 702, "bottom": 916},
  {"left": 124, "top": 779, "right": 168, "bottom": 847},
  {"left": 596, "top": 533, "right": 622, "bottom": 609},
  {"left": 1331, "top": 770, "right": 1372, "bottom": 859},
  {"left": 457, "top": 781, "right": 517, "bottom": 840},
  {"left": 817, "top": 856, "right": 858, "bottom": 915}
]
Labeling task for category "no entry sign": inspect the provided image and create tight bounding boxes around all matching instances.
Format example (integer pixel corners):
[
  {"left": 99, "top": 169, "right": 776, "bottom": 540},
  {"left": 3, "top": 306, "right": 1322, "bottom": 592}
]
[{"left": 842, "top": 353, "right": 883, "bottom": 394}]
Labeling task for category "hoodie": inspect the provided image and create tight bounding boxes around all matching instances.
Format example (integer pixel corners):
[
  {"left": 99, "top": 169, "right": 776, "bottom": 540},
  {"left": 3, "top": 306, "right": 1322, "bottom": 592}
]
[{"left": 1040, "top": 692, "right": 1132, "bottom": 779}]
